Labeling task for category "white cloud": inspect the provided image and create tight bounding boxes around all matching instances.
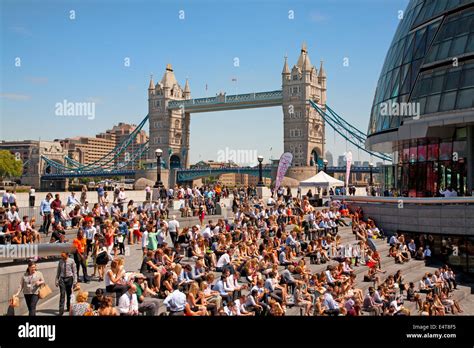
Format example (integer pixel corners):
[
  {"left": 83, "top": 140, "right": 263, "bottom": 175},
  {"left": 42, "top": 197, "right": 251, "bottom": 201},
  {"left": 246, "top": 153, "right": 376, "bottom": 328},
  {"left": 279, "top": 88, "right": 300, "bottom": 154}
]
[
  {"left": 309, "top": 11, "right": 328, "bottom": 23},
  {"left": 9, "top": 26, "right": 32, "bottom": 37},
  {"left": 0, "top": 93, "right": 31, "bottom": 101},
  {"left": 86, "top": 97, "right": 103, "bottom": 104},
  {"left": 25, "top": 76, "right": 48, "bottom": 84}
]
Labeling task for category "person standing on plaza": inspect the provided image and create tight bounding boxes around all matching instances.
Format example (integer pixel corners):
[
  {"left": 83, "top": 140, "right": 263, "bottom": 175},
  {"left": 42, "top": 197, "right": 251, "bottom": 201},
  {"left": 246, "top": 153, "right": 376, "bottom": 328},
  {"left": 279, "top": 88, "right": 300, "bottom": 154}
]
[
  {"left": 55, "top": 252, "right": 78, "bottom": 316},
  {"left": 9, "top": 190, "right": 17, "bottom": 208},
  {"left": 145, "top": 184, "right": 151, "bottom": 202},
  {"left": 73, "top": 230, "right": 89, "bottom": 283},
  {"left": 40, "top": 193, "right": 53, "bottom": 235},
  {"left": 29, "top": 187, "right": 36, "bottom": 207},
  {"left": 97, "top": 184, "right": 105, "bottom": 204},
  {"left": 2, "top": 190, "right": 10, "bottom": 208},
  {"left": 118, "top": 187, "right": 127, "bottom": 212},
  {"left": 14, "top": 260, "right": 45, "bottom": 316},
  {"left": 168, "top": 215, "right": 180, "bottom": 247},
  {"left": 50, "top": 193, "right": 62, "bottom": 225},
  {"left": 80, "top": 185, "right": 88, "bottom": 206},
  {"left": 82, "top": 219, "right": 97, "bottom": 258}
]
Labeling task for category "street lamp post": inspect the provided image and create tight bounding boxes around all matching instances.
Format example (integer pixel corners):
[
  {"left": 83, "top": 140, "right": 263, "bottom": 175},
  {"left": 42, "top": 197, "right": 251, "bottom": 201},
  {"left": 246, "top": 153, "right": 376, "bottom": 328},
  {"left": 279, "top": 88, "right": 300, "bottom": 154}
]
[
  {"left": 369, "top": 162, "right": 374, "bottom": 187},
  {"left": 323, "top": 159, "right": 328, "bottom": 173},
  {"left": 155, "top": 148, "right": 163, "bottom": 188},
  {"left": 257, "top": 155, "right": 264, "bottom": 186}
]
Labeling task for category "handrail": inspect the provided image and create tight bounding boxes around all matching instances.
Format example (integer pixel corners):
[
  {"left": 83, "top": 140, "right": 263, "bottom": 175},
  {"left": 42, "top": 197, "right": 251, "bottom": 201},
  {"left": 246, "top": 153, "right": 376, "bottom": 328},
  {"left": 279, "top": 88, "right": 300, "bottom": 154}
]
[{"left": 335, "top": 195, "right": 474, "bottom": 205}]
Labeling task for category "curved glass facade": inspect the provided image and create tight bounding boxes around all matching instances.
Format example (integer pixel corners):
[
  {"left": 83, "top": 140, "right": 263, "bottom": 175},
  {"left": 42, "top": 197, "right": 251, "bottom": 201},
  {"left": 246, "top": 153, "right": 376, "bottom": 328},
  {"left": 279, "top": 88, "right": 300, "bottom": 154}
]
[{"left": 368, "top": 0, "right": 474, "bottom": 136}]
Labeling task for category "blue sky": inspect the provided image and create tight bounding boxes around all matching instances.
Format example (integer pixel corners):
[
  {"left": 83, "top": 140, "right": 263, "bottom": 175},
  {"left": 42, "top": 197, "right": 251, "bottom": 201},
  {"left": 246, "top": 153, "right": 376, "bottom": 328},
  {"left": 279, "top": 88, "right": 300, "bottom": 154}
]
[{"left": 1, "top": 0, "right": 409, "bottom": 165}]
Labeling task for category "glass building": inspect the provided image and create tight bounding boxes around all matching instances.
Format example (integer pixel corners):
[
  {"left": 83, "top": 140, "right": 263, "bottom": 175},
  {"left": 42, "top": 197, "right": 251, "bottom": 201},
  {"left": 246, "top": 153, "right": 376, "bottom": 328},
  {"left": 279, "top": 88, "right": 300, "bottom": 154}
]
[{"left": 366, "top": 0, "right": 474, "bottom": 197}]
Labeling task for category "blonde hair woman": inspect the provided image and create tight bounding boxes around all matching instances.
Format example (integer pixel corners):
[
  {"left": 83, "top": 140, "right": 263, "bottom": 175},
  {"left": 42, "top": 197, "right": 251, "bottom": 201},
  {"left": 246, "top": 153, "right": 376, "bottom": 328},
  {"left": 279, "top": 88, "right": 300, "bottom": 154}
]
[
  {"left": 185, "top": 282, "right": 207, "bottom": 316},
  {"left": 70, "top": 291, "right": 91, "bottom": 316}
]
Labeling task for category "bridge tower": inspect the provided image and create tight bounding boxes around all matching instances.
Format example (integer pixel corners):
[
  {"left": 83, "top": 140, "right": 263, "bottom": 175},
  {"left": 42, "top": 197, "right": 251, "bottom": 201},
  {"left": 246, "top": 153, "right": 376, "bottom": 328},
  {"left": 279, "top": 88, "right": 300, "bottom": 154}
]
[
  {"left": 148, "top": 64, "right": 191, "bottom": 172},
  {"left": 282, "top": 43, "right": 327, "bottom": 169}
]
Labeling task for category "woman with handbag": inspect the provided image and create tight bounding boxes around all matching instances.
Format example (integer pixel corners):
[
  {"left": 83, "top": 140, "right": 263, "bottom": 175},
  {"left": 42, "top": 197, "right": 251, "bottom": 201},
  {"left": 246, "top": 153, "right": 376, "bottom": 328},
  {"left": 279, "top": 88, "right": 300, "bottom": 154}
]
[
  {"left": 95, "top": 241, "right": 109, "bottom": 281},
  {"left": 14, "top": 260, "right": 45, "bottom": 316}
]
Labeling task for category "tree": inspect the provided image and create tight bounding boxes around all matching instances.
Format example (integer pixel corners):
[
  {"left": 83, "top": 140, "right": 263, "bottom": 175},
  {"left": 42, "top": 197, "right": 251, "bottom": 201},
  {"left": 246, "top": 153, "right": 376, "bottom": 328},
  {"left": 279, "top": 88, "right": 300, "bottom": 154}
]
[{"left": 0, "top": 150, "right": 23, "bottom": 180}]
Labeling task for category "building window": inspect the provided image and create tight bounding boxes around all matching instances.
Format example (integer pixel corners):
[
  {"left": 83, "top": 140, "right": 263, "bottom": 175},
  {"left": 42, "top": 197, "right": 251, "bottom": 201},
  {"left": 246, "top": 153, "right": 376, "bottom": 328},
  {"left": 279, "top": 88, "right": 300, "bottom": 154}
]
[{"left": 290, "top": 129, "right": 302, "bottom": 138}]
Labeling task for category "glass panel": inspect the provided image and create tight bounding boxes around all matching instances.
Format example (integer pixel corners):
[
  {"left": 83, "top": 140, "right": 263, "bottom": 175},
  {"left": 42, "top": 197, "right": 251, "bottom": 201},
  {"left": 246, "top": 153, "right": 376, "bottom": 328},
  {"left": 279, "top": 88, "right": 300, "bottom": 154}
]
[
  {"left": 403, "top": 147, "right": 410, "bottom": 163},
  {"left": 427, "top": 21, "right": 441, "bottom": 46},
  {"left": 431, "top": 74, "right": 445, "bottom": 94},
  {"left": 418, "top": 96, "right": 427, "bottom": 114},
  {"left": 460, "top": 68, "right": 474, "bottom": 88},
  {"left": 414, "top": 28, "right": 427, "bottom": 59},
  {"left": 439, "top": 91, "right": 457, "bottom": 111},
  {"left": 456, "top": 88, "right": 474, "bottom": 108},
  {"left": 419, "top": 77, "right": 431, "bottom": 96},
  {"left": 444, "top": 70, "right": 461, "bottom": 91},
  {"left": 455, "top": 127, "right": 467, "bottom": 139},
  {"left": 453, "top": 140, "right": 467, "bottom": 157},
  {"left": 440, "top": 142, "right": 453, "bottom": 161},
  {"left": 428, "top": 143, "right": 439, "bottom": 161},
  {"left": 418, "top": 144, "right": 427, "bottom": 162},
  {"left": 466, "top": 34, "right": 474, "bottom": 54},
  {"left": 449, "top": 34, "right": 469, "bottom": 56},
  {"left": 425, "top": 94, "right": 441, "bottom": 113},
  {"left": 436, "top": 40, "right": 451, "bottom": 60},
  {"left": 425, "top": 44, "right": 439, "bottom": 62},
  {"left": 409, "top": 145, "right": 417, "bottom": 163},
  {"left": 456, "top": 16, "right": 471, "bottom": 36}
]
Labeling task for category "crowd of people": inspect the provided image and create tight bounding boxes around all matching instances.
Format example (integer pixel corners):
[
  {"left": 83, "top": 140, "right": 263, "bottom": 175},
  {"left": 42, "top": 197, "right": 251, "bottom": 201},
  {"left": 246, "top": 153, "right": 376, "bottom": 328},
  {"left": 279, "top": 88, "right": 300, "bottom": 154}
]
[{"left": 3, "top": 184, "right": 465, "bottom": 317}]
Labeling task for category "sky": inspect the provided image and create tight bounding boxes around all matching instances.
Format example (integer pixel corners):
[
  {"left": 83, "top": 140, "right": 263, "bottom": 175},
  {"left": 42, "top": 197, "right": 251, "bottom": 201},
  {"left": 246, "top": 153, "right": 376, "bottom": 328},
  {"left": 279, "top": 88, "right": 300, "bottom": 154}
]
[{"left": 0, "top": 0, "right": 409, "bottom": 165}]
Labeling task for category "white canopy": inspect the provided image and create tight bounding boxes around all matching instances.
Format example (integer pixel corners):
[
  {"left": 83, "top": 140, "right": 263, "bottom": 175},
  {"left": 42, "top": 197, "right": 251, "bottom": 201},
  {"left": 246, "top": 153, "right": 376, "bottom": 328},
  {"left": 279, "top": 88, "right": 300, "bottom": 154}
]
[{"left": 299, "top": 171, "right": 344, "bottom": 187}]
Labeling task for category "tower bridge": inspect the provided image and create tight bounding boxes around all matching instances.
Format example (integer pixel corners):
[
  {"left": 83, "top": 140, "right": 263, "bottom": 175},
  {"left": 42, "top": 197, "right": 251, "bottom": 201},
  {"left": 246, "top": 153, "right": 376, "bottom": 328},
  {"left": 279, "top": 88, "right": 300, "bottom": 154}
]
[{"left": 41, "top": 43, "right": 390, "bottom": 185}]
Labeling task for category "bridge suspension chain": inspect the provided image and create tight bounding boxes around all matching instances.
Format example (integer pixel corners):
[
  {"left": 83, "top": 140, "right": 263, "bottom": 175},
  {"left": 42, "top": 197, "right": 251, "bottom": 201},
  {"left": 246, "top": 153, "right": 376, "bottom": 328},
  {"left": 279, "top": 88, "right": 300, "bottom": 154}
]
[{"left": 309, "top": 100, "right": 392, "bottom": 162}]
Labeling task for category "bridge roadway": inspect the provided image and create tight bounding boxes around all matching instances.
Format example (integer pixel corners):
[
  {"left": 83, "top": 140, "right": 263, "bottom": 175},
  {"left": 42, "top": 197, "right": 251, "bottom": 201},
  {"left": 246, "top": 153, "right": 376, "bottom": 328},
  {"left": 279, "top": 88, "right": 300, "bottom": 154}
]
[{"left": 167, "top": 90, "right": 283, "bottom": 113}]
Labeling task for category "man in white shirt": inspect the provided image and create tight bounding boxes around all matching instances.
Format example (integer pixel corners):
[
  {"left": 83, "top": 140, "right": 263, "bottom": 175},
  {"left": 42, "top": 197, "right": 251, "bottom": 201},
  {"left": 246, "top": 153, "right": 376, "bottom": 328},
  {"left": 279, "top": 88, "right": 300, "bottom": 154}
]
[
  {"left": 29, "top": 188, "right": 36, "bottom": 207},
  {"left": 216, "top": 248, "right": 233, "bottom": 272},
  {"left": 201, "top": 224, "right": 213, "bottom": 240},
  {"left": 163, "top": 283, "right": 187, "bottom": 315},
  {"left": 67, "top": 192, "right": 80, "bottom": 208},
  {"left": 118, "top": 284, "right": 139, "bottom": 316},
  {"left": 81, "top": 201, "right": 91, "bottom": 216},
  {"left": 118, "top": 188, "right": 127, "bottom": 211},
  {"left": 168, "top": 215, "right": 180, "bottom": 246},
  {"left": 2, "top": 191, "right": 10, "bottom": 208},
  {"left": 7, "top": 206, "right": 21, "bottom": 223}
]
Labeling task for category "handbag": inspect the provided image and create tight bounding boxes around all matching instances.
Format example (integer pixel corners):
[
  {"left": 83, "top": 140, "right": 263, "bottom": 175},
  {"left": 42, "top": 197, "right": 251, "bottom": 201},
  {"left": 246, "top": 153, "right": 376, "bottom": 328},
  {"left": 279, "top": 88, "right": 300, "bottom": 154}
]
[
  {"left": 96, "top": 251, "right": 109, "bottom": 265},
  {"left": 10, "top": 295, "right": 20, "bottom": 308},
  {"left": 38, "top": 284, "right": 52, "bottom": 299}
]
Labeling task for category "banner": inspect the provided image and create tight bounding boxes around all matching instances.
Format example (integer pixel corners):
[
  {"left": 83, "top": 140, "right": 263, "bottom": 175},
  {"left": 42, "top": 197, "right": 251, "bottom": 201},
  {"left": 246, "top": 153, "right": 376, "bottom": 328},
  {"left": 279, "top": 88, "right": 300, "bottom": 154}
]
[
  {"left": 274, "top": 152, "right": 293, "bottom": 191},
  {"left": 345, "top": 151, "right": 352, "bottom": 188}
]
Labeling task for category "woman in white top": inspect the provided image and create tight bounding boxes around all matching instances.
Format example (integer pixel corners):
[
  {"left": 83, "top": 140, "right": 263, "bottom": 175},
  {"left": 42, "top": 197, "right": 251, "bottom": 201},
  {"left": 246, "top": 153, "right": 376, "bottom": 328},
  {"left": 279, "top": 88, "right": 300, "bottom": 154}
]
[
  {"left": 105, "top": 260, "right": 129, "bottom": 305},
  {"left": 14, "top": 260, "right": 45, "bottom": 316}
]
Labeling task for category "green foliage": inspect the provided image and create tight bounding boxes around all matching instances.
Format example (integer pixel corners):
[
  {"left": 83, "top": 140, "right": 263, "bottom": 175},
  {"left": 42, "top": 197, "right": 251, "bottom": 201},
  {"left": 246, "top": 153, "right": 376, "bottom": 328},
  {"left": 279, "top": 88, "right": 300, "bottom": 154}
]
[{"left": 0, "top": 150, "right": 23, "bottom": 180}]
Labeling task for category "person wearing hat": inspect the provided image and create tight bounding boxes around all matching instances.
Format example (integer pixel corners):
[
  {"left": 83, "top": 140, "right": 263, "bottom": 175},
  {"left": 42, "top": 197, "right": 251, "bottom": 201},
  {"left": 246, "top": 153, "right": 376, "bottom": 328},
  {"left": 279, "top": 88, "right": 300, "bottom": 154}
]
[{"left": 133, "top": 273, "right": 161, "bottom": 316}]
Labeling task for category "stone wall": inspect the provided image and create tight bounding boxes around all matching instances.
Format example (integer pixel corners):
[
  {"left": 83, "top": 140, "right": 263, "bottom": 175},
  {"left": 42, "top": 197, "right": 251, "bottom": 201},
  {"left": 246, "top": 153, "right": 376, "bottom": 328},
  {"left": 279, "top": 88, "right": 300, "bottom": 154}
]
[{"left": 348, "top": 201, "right": 474, "bottom": 236}]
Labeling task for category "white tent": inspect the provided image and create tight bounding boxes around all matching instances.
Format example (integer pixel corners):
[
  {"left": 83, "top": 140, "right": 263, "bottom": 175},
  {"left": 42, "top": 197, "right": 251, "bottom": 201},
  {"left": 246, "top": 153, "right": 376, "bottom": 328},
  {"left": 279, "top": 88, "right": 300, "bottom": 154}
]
[{"left": 299, "top": 171, "right": 344, "bottom": 188}]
